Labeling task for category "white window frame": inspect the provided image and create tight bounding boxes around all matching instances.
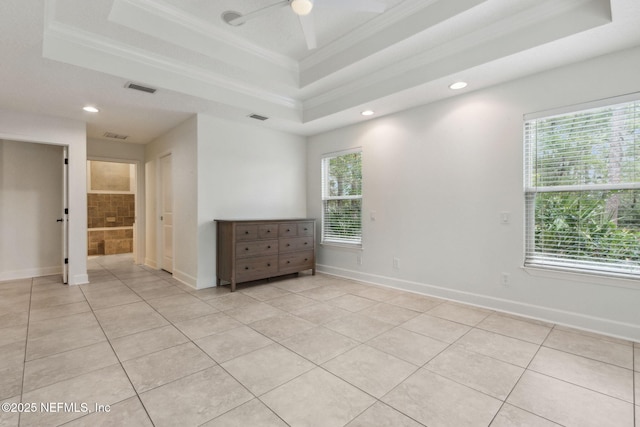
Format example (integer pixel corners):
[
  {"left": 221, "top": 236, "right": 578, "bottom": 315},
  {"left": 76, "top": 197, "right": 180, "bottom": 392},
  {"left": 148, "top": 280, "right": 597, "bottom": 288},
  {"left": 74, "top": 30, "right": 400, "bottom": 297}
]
[
  {"left": 523, "top": 94, "right": 640, "bottom": 279},
  {"left": 321, "top": 148, "right": 363, "bottom": 247}
]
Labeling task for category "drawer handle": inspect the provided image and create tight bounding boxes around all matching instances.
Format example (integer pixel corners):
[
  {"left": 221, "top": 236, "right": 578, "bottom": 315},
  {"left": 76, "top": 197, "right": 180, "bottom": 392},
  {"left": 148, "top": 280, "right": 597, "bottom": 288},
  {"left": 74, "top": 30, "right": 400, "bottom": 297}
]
[
  {"left": 267, "top": 245, "right": 271, "bottom": 249},
  {"left": 244, "top": 267, "right": 249, "bottom": 270},
  {"left": 267, "top": 263, "right": 271, "bottom": 267},
  {"left": 304, "top": 242, "right": 308, "bottom": 245},
  {"left": 304, "top": 228, "right": 308, "bottom": 231},
  {"left": 286, "top": 244, "right": 291, "bottom": 247},
  {"left": 287, "top": 229, "right": 291, "bottom": 232},
  {"left": 287, "top": 261, "right": 290, "bottom": 264},
  {"left": 244, "top": 231, "right": 249, "bottom": 235},
  {"left": 245, "top": 247, "right": 249, "bottom": 251},
  {"left": 267, "top": 230, "right": 271, "bottom": 233},
  {"left": 305, "top": 258, "right": 308, "bottom": 261}
]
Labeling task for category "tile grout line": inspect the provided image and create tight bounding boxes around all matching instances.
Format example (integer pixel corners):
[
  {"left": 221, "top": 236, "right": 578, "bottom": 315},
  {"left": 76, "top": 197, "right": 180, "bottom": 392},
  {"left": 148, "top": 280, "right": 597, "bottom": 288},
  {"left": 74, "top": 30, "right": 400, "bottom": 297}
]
[
  {"left": 78, "top": 274, "right": 158, "bottom": 427},
  {"left": 98, "top": 265, "right": 253, "bottom": 426},
  {"left": 16, "top": 277, "right": 35, "bottom": 426},
  {"left": 16, "top": 256, "right": 638, "bottom": 426},
  {"left": 485, "top": 322, "right": 556, "bottom": 426}
]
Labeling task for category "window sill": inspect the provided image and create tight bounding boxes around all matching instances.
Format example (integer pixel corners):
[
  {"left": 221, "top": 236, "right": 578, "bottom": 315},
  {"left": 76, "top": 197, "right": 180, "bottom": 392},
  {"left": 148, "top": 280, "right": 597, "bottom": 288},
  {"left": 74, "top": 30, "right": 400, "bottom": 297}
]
[
  {"left": 320, "top": 242, "right": 363, "bottom": 251},
  {"left": 522, "top": 265, "right": 640, "bottom": 290}
]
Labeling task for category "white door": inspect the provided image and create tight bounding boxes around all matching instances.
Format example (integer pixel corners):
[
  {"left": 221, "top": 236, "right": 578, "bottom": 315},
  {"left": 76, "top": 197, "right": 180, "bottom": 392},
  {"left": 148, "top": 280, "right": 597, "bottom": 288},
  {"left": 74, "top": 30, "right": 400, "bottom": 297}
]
[
  {"left": 62, "top": 146, "right": 69, "bottom": 284},
  {"left": 160, "top": 154, "right": 173, "bottom": 273}
]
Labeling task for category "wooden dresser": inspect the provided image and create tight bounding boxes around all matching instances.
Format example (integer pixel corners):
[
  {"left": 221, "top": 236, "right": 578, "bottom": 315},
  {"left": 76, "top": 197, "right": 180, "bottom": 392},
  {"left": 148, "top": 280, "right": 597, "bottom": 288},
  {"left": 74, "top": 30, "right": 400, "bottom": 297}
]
[{"left": 215, "top": 219, "right": 316, "bottom": 292}]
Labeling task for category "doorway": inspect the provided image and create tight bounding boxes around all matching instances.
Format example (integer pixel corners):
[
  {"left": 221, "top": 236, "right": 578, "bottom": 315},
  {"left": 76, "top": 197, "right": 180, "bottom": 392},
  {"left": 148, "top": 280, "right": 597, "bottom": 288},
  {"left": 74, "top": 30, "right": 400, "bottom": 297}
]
[
  {"left": 86, "top": 160, "right": 137, "bottom": 262},
  {"left": 0, "top": 139, "right": 67, "bottom": 282}
]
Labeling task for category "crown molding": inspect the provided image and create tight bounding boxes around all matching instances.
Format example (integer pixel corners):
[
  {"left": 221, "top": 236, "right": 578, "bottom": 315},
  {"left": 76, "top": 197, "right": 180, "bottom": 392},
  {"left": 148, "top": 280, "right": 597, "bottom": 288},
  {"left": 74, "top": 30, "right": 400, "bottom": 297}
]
[
  {"left": 298, "top": 0, "right": 489, "bottom": 87},
  {"left": 300, "top": 0, "right": 438, "bottom": 70},
  {"left": 111, "top": 0, "right": 299, "bottom": 73},
  {"left": 302, "top": 0, "right": 612, "bottom": 115},
  {"left": 43, "top": 20, "right": 301, "bottom": 111}
]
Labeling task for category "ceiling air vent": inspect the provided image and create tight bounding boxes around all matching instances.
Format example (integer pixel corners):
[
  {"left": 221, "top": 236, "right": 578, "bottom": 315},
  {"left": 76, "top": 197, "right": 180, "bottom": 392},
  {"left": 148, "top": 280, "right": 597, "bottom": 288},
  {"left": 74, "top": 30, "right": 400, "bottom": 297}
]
[
  {"left": 248, "top": 114, "right": 269, "bottom": 121},
  {"left": 103, "top": 132, "right": 129, "bottom": 140},
  {"left": 125, "top": 82, "right": 157, "bottom": 94}
]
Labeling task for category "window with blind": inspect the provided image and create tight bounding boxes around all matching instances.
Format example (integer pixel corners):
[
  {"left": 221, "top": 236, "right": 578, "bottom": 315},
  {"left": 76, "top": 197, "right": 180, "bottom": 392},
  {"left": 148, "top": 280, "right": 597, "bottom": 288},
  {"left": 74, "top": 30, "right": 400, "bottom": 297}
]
[
  {"left": 321, "top": 149, "right": 362, "bottom": 246},
  {"left": 524, "top": 97, "right": 640, "bottom": 278}
]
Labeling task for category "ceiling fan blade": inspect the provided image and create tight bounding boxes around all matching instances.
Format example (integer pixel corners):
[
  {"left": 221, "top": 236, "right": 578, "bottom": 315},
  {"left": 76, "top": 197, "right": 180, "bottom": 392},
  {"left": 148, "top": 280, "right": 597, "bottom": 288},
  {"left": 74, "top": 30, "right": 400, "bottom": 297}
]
[
  {"left": 228, "top": 0, "right": 289, "bottom": 26},
  {"left": 319, "top": 0, "right": 386, "bottom": 13},
  {"left": 298, "top": 14, "right": 317, "bottom": 50}
]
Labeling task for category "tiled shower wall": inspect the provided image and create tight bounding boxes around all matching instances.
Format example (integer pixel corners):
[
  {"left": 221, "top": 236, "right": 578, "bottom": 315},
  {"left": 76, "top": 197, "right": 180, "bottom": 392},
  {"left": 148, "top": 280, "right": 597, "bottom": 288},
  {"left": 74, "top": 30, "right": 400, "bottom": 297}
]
[
  {"left": 88, "top": 194, "right": 135, "bottom": 255},
  {"left": 88, "top": 194, "right": 135, "bottom": 228}
]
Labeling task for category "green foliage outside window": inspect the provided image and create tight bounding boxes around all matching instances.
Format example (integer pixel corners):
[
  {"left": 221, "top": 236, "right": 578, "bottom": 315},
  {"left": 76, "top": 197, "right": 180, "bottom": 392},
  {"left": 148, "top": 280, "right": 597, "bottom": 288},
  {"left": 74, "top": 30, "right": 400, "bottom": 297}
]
[
  {"left": 527, "top": 101, "right": 640, "bottom": 273},
  {"left": 322, "top": 152, "right": 362, "bottom": 244}
]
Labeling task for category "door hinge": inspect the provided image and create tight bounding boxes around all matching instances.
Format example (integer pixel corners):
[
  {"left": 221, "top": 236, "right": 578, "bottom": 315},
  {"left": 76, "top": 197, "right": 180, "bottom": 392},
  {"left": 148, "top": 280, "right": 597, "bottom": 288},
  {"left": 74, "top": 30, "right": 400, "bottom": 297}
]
[
  {"left": 64, "top": 258, "right": 68, "bottom": 264},
  {"left": 64, "top": 158, "right": 68, "bottom": 165},
  {"left": 64, "top": 208, "right": 68, "bottom": 215}
]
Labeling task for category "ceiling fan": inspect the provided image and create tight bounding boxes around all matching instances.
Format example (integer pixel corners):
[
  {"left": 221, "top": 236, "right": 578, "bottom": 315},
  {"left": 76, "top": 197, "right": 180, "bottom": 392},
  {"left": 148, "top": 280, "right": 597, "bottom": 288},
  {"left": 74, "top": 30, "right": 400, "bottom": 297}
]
[{"left": 223, "top": 0, "right": 386, "bottom": 50}]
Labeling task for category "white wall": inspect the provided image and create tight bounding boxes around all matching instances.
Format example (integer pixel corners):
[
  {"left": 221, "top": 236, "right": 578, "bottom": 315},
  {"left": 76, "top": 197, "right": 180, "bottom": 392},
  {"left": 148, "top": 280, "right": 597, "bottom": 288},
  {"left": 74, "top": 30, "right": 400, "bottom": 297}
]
[
  {"left": 307, "top": 46, "right": 640, "bottom": 341},
  {"left": 0, "top": 109, "right": 87, "bottom": 285},
  {"left": 196, "top": 115, "right": 307, "bottom": 288},
  {"left": 144, "top": 115, "right": 307, "bottom": 289},
  {"left": 88, "top": 138, "right": 146, "bottom": 264},
  {"left": 0, "top": 140, "right": 63, "bottom": 279},
  {"left": 145, "top": 116, "right": 198, "bottom": 286}
]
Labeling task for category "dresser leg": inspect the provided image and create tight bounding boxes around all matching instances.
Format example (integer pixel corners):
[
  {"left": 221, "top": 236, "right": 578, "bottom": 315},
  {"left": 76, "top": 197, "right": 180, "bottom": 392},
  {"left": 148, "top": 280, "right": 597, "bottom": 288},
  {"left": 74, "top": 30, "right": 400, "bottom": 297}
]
[
  {"left": 231, "top": 281, "right": 236, "bottom": 292},
  {"left": 216, "top": 277, "right": 221, "bottom": 286},
  {"left": 312, "top": 268, "right": 316, "bottom": 276}
]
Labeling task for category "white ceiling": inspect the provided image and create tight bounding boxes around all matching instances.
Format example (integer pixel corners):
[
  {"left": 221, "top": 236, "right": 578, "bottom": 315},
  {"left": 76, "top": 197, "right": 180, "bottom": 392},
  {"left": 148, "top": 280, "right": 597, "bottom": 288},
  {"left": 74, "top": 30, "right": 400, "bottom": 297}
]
[{"left": 1, "top": 0, "right": 639, "bottom": 144}]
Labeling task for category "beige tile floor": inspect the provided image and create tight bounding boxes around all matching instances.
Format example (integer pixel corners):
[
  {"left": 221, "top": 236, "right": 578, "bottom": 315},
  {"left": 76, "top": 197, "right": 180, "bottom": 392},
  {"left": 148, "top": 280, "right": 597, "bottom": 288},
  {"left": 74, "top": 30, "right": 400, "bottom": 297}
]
[{"left": 0, "top": 253, "right": 638, "bottom": 426}]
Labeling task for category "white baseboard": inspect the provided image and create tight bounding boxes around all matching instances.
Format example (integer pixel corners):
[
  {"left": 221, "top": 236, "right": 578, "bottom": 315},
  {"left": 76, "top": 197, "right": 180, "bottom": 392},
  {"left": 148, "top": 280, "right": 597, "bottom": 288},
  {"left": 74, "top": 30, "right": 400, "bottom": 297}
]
[
  {"left": 69, "top": 274, "right": 89, "bottom": 286},
  {"left": 172, "top": 269, "right": 197, "bottom": 289},
  {"left": 0, "top": 266, "right": 61, "bottom": 282},
  {"left": 317, "top": 264, "right": 640, "bottom": 342}
]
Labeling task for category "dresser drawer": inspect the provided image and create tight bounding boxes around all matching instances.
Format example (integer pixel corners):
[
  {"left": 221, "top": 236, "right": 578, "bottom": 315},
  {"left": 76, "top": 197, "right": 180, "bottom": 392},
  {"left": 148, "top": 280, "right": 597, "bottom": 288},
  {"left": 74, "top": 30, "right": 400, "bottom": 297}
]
[
  {"left": 297, "top": 222, "right": 314, "bottom": 236},
  {"left": 235, "top": 240, "right": 278, "bottom": 259},
  {"left": 279, "top": 223, "right": 298, "bottom": 237},
  {"left": 236, "top": 225, "right": 258, "bottom": 241},
  {"left": 279, "top": 236, "right": 313, "bottom": 253},
  {"left": 258, "top": 224, "right": 278, "bottom": 239},
  {"left": 236, "top": 256, "right": 278, "bottom": 281},
  {"left": 216, "top": 219, "right": 316, "bottom": 292},
  {"left": 279, "top": 251, "right": 314, "bottom": 272}
]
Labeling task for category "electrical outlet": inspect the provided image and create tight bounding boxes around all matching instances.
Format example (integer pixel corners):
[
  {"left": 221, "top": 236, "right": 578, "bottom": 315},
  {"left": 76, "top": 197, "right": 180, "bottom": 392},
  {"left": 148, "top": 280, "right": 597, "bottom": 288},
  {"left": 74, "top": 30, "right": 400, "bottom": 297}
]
[
  {"left": 393, "top": 257, "right": 400, "bottom": 270},
  {"left": 500, "top": 272, "right": 510, "bottom": 286}
]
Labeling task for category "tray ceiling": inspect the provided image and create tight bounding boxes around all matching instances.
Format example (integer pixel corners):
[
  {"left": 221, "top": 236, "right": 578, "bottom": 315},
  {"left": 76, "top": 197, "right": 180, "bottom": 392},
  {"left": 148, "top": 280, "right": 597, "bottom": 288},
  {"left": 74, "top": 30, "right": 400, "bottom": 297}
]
[{"left": 1, "top": 0, "right": 639, "bottom": 142}]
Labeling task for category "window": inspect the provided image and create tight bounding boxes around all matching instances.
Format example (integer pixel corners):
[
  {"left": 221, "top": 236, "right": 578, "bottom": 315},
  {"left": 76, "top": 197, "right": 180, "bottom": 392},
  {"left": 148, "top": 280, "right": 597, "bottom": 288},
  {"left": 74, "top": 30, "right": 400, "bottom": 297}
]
[
  {"left": 524, "top": 97, "right": 640, "bottom": 278},
  {"left": 321, "top": 149, "right": 362, "bottom": 246}
]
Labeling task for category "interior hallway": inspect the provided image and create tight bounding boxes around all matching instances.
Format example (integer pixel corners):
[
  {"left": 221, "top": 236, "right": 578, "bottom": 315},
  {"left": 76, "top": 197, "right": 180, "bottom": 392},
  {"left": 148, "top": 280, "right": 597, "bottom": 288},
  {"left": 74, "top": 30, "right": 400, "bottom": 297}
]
[{"left": 0, "top": 254, "right": 638, "bottom": 426}]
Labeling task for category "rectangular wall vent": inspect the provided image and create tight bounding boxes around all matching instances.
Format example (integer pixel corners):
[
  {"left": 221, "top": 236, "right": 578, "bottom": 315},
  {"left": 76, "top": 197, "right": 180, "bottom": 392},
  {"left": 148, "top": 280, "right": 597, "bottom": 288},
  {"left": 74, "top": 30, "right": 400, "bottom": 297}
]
[
  {"left": 125, "top": 82, "right": 157, "bottom": 94},
  {"left": 248, "top": 114, "right": 269, "bottom": 121},
  {"left": 103, "top": 132, "right": 129, "bottom": 140}
]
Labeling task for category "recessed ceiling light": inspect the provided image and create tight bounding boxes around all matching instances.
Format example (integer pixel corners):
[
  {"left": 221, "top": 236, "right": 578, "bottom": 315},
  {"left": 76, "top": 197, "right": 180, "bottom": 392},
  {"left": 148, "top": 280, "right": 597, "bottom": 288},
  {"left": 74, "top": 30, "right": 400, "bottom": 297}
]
[
  {"left": 449, "top": 81, "right": 468, "bottom": 90},
  {"left": 83, "top": 106, "right": 99, "bottom": 113},
  {"left": 361, "top": 110, "right": 375, "bottom": 116}
]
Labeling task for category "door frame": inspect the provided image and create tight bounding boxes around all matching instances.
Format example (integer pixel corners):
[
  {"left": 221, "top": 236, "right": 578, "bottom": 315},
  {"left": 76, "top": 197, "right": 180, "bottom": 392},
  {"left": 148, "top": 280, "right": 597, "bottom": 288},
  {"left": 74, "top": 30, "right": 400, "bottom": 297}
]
[
  {"left": 157, "top": 152, "right": 173, "bottom": 274},
  {"left": 87, "top": 156, "right": 143, "bottom": 264},
  {"left": 62, "top": 146, "right": 69, "bottom": 283}
]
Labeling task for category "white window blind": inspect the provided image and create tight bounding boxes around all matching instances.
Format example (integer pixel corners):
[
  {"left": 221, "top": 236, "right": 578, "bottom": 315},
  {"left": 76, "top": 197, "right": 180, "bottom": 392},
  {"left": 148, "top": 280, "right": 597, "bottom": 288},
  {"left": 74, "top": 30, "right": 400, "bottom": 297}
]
[
  {"left": 524, "top": 98, "right": 640, "bottom": 278},
  {"left": 321, "top": 149, "right": 362, "bottom": 246}
]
